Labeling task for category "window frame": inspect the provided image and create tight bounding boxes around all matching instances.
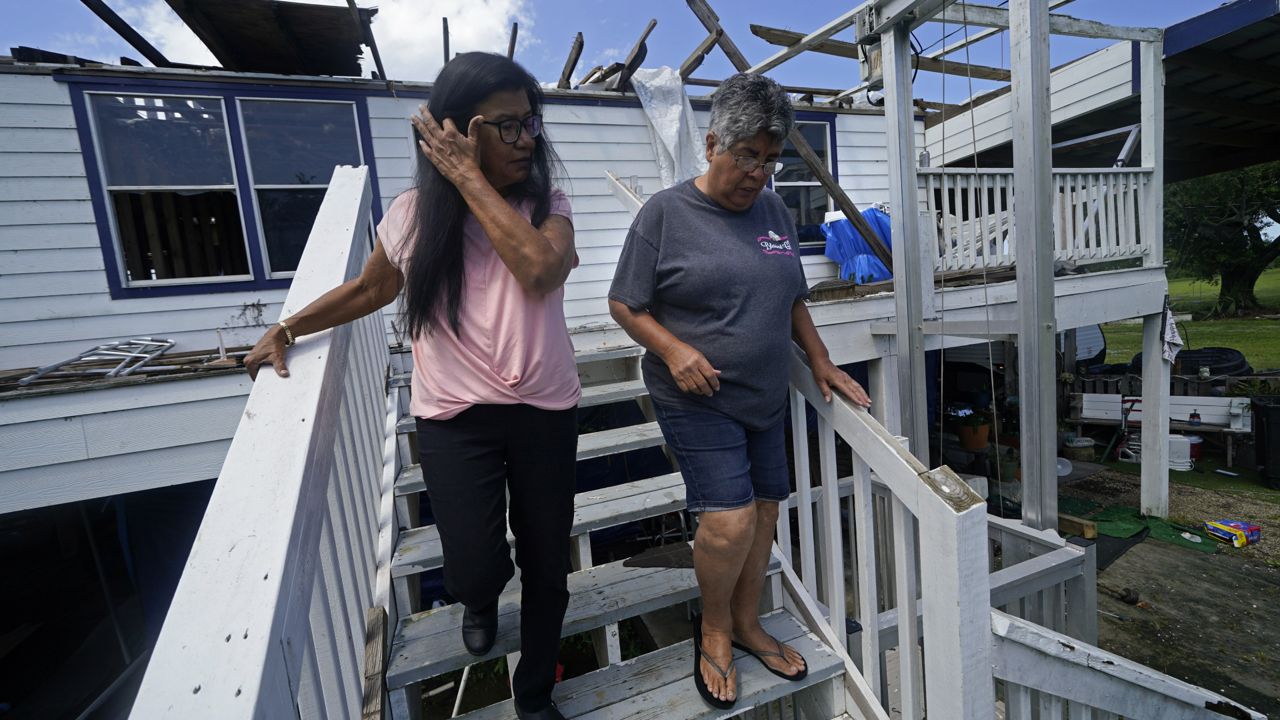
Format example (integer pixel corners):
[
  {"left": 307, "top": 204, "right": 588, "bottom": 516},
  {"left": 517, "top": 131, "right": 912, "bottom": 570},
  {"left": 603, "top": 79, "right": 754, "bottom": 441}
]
[
  {"left": 84, "top": 90, "right": 256, "bottom": 288},
  {"left": 772, "top": 113, "right": 840, "bottom": 255},
  {"left": 235, "top": 97, "right": 365, "bottom": 279},
  {"left": 65, "top": 76, "right": 382, "bottom": 300}
]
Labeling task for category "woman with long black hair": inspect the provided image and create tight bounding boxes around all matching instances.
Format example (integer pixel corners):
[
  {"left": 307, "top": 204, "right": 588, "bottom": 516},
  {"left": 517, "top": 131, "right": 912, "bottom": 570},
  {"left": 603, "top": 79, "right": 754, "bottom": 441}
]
[{"left": 244, "top": 52, "right": 579, "bottom": 720}]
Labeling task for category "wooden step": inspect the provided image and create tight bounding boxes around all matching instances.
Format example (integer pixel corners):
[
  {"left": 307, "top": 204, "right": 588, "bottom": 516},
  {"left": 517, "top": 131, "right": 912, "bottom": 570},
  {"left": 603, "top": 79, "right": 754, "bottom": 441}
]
[
  {"left": 392, "top": 473, "right": 686, "bottom": 577},
  {"left": 577, "top": 421, "right": 664, "bottom": 460},
  {"left": 455, "top": 609, "right": 844, "bottom": 720},
  {"left": 580, "top": 378, "right": 649, "bottom": 408},
  {"left": 386, "top": 548, "right": 781, "bottom": 689},
  {"left": 395, "top": 421, "right": 665, "bottom": 492}
]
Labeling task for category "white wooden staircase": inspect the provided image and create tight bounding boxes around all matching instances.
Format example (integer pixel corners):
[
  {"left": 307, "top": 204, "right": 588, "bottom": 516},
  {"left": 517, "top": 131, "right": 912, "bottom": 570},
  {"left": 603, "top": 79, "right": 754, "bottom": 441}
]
[{"left": 128, "top": 167, "right": 1266, "bottom": 720}]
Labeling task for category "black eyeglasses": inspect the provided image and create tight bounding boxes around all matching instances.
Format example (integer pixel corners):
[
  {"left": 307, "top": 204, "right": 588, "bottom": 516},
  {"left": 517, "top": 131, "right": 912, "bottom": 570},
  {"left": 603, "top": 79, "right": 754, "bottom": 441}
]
[
  {"left": 481, "top": 115, "right": 543, "bottom": 144},
  {"left": 732, "top": 154, "right": 781, "bottom": 175}
]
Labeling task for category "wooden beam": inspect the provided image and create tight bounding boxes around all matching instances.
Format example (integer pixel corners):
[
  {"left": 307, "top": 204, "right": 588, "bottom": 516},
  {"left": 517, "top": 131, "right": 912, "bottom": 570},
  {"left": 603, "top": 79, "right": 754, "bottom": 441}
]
[
  {"left": 507, "top": 22, "right": 518, "bottom": 59},
  {"left": 746, "top": 7, "right": 865, "bottom": 75},
  {"left": 753, "top": 24, "right": 1012, "bottom": 82},
  {"left": 1140, "top": 37, "right": 1169, "bottom": 519},
  {"left": 679, "top": 29, "right": 722, "bottom": 79},
  {"left": 1057, "top": 514, "right": 1096, "bottom": 539},
  {"left": 1166, "top": 47, "right": 1280, "bottom": 90},
  {"left": 931, "top": 3, "right": 1163, "bottom": 42},
  {"left": 442, "top": 17, "right": 450, "bottom": 66},
  {"left": 345, "top": 0, "right": 389, "bottom": 85},
  {"left": 1011, "top": 0, "right": 1059, "bottom": 531},
  {"left": 557, "top": 32, "right": 584, "bottom": 89},
  {"left": 80, "top": 0, "right": 172, "bottom": 67},
  {"left": 923, "top": 0, "right": 1077, "bottom": 60},
  {"left": 684, "top": 76, "right": 846, "bottom": 97},
  {"left": 686, "top": 0, "right": 893, "bottom": 270},
  {"left": 608, "top": 18, "right": 657, "bottom": 92},
  {"left": 1167, "top": 87, "right": 1280, "bottom": 127},
  {"left": 361, "top": 607, "right": 386, "bottom": 720},
  {"left": 1051, "top": 123, "right": 1139, "bottom": 152}
]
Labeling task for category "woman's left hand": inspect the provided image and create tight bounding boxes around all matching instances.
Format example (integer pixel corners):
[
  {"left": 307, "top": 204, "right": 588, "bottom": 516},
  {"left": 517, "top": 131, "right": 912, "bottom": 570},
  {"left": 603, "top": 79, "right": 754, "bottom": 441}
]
[
  {"left": 812, "top": 358, "right": 872, "bottom": 408},
  {"left": 411, "top": 105, "right": 484, "bottom": 187}
]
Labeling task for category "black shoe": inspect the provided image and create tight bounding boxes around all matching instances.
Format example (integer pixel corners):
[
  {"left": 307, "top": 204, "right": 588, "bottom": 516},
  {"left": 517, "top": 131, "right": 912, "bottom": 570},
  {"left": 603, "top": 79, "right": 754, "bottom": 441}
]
[
  {"left": 461, "top": 602, "right": 497, "bottom": 656},
  {"left": 514, "top": 700, "right": 565, "bottom": 720}
]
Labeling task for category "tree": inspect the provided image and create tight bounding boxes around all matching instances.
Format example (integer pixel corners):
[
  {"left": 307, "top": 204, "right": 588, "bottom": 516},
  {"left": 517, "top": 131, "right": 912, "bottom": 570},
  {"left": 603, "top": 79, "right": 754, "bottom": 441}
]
[{"left": 1164, "top": 161, "right": 1280, "bottom": 317}]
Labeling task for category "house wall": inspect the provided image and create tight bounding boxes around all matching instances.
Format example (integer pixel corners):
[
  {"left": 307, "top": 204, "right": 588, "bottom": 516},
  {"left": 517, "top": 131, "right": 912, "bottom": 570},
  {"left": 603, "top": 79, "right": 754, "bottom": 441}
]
[
  {"left": 924, "top": 42, "right": 1135, "bottom": 166},
  {"left": 0, "top": 70, "right": 289, "bottom": 372}
]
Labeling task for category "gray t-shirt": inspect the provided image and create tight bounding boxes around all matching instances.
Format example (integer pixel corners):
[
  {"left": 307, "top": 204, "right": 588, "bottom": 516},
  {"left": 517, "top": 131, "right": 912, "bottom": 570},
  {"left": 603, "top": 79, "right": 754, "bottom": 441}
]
[{"left": 609, "top": 179, "right": 808, "bottom": 430}]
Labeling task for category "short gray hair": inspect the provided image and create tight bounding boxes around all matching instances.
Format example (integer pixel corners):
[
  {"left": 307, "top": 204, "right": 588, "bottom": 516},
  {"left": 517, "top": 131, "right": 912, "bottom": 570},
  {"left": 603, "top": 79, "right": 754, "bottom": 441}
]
[{"left": 707, "top": 73, "right": 794, "bottom": 154}]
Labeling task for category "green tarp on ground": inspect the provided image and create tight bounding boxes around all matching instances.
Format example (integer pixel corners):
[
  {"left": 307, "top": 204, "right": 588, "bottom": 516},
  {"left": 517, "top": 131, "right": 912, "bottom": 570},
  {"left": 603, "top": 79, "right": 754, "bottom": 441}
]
[{"left": 1089, "top": 505, "right": 1218, "bottom": 553}]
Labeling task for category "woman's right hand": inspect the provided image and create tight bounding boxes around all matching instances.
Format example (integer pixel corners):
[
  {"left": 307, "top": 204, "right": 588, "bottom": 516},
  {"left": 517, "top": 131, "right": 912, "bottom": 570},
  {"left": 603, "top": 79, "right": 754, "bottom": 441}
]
[
  {"left": 662, "top": 341, "right": 721, "bottom": 396},
  {"left": 244, "top": 325, "right": 290, "bottom": 380}
]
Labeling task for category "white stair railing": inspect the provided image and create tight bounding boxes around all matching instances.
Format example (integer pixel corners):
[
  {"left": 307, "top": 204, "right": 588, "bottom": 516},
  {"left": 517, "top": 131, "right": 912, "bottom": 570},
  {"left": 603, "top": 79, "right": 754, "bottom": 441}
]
[
  {"left": 131, "top": 166, "right": 394, "bottom": 719},
  {"left": 784, "top": 349, "right": 995, "bottom": 719}
]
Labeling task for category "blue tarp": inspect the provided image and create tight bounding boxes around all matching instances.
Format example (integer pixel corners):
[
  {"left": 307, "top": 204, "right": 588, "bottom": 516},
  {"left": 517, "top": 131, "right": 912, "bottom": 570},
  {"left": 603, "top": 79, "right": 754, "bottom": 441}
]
[{"left": 822, "top": 207, "right": 893, "bottom": 283}]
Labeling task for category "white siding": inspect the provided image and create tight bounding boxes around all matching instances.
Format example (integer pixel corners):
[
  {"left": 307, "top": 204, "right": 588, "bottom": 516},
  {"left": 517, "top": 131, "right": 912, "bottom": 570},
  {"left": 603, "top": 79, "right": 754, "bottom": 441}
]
[
  {"left": 368, "top": 95, "right": 916, "bottom": 328},
  {"left": 0, "top": 373, "right": 250, "bottom": 513},
  {"left": 924, "top": 42, "right": 1135, "bottom": 165},
  {"left": 0, "top": 72, "right": 288, "bottom": 371}
]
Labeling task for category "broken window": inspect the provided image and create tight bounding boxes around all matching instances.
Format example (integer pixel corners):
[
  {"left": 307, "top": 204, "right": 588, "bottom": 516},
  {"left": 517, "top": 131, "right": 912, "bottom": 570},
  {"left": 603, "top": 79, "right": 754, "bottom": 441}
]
[
  {"left": 88, "top": 93, "right": 251, "bottom": 284},
  {"left": 775, "top": 121, "right": 834, "bottom": 247},
  {"left": 239, "top": 99, "right": 362, "bottom": 274}
]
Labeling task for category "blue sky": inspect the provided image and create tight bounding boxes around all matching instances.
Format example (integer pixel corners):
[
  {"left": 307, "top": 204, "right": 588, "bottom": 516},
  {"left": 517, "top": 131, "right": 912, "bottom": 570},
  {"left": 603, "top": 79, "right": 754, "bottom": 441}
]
[{"left": 3, "top": 0, "right": 1218, "bottom": 101}]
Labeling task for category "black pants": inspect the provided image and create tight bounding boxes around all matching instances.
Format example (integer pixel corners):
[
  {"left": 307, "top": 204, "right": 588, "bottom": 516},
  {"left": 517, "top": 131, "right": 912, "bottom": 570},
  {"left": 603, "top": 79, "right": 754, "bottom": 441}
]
[{"left": 416, "top": 403, "right": 578, "bottom": 711}]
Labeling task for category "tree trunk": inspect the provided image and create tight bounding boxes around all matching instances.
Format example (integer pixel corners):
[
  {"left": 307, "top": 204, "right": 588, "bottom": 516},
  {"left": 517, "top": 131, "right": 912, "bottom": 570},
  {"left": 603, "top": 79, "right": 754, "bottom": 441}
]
[{"left": 1213, "top": 265, "right": 1266, "bottom": 317}]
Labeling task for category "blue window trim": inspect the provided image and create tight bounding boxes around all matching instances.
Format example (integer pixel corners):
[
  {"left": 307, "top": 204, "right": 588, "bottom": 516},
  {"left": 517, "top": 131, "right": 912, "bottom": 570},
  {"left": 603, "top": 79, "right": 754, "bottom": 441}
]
[
  {"left": 787, "top": 111, "right": 840, "bottom": 257},
  {"left": 60, "top": 74, "right": 382, "bottom": 299}
]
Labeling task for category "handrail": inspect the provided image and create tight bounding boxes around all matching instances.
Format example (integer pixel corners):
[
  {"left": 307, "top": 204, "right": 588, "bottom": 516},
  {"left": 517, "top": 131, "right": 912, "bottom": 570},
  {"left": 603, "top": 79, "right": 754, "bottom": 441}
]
[
  {"left": 991, "top": 611, "right": 1265, "bottom": 720},
  {"left": 785, "top": 347, "right": 993, "bottom": 718},
  {"left": 131, "top": 166, "right": 389, "bottom": 718}
]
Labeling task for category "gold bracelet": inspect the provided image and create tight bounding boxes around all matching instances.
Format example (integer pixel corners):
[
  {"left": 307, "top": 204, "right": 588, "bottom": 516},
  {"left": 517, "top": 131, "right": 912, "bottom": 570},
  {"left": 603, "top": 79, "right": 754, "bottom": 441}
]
[{"left": 278, "top": 320, "right": 296, "bottom": 347}]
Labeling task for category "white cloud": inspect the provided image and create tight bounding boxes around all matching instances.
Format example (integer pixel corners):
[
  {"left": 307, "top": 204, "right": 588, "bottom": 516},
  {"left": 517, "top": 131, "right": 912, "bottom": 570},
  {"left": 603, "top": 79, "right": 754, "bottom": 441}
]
[
  {"left": 118, "top": 1, "right": 218, "bottom": 66},
  {"left": 97, "top": 0, "right": 532, "bottom": 83}
]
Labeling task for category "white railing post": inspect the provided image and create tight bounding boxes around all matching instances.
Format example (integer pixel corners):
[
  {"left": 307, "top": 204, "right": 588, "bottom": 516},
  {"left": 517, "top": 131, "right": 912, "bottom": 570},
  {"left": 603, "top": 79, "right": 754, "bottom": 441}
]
[
  {"left": 917, "top": 468, "right": 994, "bottom": 719},
  {"left": 132, "top": 166, "right": 386, "bottom": 719}
]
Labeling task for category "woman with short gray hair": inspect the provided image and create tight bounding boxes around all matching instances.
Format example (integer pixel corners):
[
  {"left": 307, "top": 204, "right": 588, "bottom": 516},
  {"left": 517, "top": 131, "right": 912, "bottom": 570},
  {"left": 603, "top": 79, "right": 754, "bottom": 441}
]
[{"left": 609, "top": 73, "right": 871, "bottom": 709}]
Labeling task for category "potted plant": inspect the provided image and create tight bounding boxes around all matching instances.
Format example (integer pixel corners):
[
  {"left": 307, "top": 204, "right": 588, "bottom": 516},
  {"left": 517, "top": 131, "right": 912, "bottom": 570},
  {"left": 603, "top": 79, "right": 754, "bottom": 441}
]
[{"left": 955, "top": 407, "right": 993, "bottom": 451}]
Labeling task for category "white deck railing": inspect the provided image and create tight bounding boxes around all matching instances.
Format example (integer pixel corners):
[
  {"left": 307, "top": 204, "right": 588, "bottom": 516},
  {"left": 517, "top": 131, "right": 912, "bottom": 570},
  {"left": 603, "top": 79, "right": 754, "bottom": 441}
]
[
  {"left": 131, "top": 166, "right": 396, "bottom": 719},
  {"left": 782, "top": 350, "right": 1264, "bottom": 720},
  {"left": 920, "top": 167, "right": 1153, "bottom": 273}
]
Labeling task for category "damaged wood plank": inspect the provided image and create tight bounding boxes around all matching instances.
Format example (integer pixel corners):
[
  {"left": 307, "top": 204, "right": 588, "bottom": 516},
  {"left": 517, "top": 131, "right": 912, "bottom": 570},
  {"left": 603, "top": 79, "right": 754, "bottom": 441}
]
[
  {"left": 679, "top": 29, "right": 721, "bottom": 79},
  {"left": 608, "top": 18, "right": 657, "bottom": 92},
  {"left": 558, "top": 32, "right": 584, "bottom": 89}
]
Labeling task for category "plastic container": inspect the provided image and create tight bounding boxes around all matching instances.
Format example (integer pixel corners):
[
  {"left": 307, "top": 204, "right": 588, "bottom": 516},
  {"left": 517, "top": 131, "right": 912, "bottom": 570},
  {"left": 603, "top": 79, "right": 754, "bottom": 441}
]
[
  {"left": 1186, "top": 434, "right": 1203, "bottom": 461},
  {"left": 1253, "top": 396, "right": 1280, "bottom": 489}
]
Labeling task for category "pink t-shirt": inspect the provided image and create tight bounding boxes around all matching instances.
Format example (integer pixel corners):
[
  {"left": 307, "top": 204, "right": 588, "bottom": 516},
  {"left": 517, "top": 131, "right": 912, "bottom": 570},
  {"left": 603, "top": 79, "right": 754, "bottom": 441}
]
[{"left": 378, "top": 188, "right": 581, "bottom": 420}]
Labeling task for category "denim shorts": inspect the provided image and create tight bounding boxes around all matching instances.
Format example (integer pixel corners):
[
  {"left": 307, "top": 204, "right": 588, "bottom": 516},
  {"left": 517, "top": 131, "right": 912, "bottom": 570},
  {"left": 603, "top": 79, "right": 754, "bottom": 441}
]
[{"left": 653, "top": 402, "right": 791, "bottom": 513}]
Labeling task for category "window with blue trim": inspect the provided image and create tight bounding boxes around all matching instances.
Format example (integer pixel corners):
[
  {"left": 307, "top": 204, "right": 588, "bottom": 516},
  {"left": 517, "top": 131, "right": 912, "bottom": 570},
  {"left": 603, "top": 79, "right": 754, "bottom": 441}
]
[
  {"left": 83, "top": 90, "right": 364, "bottom": 290},
  {"left": 775, "top": 120, "right": 834, "bottom": 247}
]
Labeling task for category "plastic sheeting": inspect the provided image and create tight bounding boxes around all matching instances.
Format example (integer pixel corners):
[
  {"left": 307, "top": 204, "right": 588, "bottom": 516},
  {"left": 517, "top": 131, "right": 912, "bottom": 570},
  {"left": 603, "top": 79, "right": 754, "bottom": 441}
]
[
  {"left": 821, "top": 206, "right": 894, "bottom": 283},
  {"left": 629, "top": 67, "right": 707, "bottom": 189}
]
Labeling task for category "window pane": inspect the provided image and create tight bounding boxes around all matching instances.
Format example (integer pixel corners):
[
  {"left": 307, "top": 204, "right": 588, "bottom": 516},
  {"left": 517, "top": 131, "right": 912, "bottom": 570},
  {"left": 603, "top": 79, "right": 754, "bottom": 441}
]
[
  {"left": 241, "top": 100, "right": 361, "bottom": 186},
  {"left": 110, "top": 190, "right": 249, "bottom": 281},
  {"left": 775, "top": 185, "right": 831, "bottom": 245},
  {"left": 776, "top": 122, "right": 829, "bottom": 183},
  {"left": 91, "top": 95, "right": 234, "bottom": 187},
  {"left": 258, "top": 189, "right": 326, "bottom": 272}
]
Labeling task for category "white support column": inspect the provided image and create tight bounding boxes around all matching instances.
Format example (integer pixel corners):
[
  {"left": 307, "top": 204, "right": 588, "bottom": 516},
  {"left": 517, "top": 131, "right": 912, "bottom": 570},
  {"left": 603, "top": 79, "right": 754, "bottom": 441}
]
[
  {"left": 1139, "top": 39, "right": 1170, "bottom": 518},
  {"left": 868, "top": 351, "right": 902, "bottom": 435},
  {"left": 1010, "top": 0, "right": 1058, "bottom": 531},
  {"left": 881, "top": 22, "right": 929, "bottom": 461}
]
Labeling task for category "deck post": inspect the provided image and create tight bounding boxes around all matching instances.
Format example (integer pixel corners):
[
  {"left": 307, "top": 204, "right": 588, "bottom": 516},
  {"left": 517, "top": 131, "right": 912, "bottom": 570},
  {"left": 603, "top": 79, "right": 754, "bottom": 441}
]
[
  {"left": 881, "top": 20, "right": 929, "bottom": 461},
  {"left": 1010, "top": 0, "right": 1058, "bottom": 531},
  {"left": 1138, "top": 38, "right": 1170, "bottom": 518}
]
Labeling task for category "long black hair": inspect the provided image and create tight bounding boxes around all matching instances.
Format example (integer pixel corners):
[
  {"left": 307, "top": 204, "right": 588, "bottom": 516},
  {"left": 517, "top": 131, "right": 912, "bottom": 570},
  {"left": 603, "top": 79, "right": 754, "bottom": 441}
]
[{"left": 402, "top": 52, "right": 562, "bottom": 338}]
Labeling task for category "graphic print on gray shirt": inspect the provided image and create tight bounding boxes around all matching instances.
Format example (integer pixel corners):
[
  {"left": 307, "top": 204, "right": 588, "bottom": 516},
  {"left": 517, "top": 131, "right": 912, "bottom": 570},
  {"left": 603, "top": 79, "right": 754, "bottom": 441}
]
[{"left": 609, "top": 179, "right": 809, "bottom": 431}]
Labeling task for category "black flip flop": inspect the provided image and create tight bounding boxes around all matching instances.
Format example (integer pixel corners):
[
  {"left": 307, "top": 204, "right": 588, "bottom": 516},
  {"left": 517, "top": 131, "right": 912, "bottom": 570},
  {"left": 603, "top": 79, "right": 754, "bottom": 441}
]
[
  {"left": 731, "top": 636, "right": 808, "bottom": 681},
  {"left": 692, "top": 616, "right": 736, "bottom": 709}
]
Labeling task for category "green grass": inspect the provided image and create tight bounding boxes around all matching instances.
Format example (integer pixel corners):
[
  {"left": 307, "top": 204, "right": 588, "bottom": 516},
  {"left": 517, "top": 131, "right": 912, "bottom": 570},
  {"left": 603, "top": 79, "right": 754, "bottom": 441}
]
[
  {"left": 1165, "top": 267, "right": 1280, "bottom": 315},
  {"left": 1102, "top": 267, "right": 1280, "bottom": 370}
]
